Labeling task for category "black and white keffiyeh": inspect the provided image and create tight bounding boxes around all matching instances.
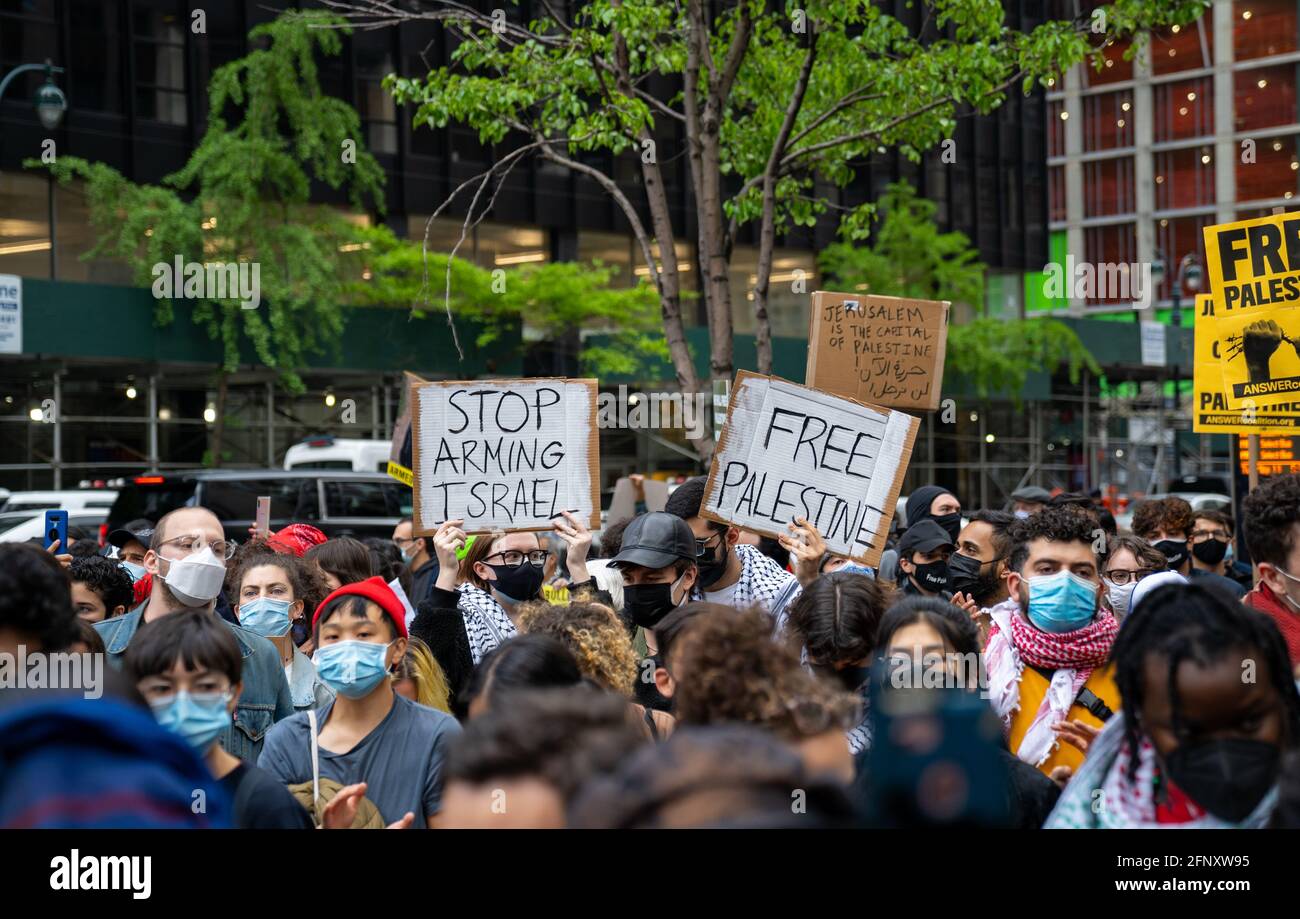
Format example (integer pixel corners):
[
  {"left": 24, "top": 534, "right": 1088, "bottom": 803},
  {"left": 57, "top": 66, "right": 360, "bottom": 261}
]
[
  {"left": 691, "top": 544, "right": 802, "bottom": 621},
  {"left": 457, "top": 583, "right": 518, "bottom": 666}
]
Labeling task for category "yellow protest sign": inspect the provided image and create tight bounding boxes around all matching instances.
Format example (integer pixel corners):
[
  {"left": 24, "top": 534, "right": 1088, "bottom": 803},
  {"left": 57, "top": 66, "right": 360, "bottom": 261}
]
[
  {"left": 1192, "top": 293, "right": 1300, "bottom": 433},
  {"left": 1203, "top": 212, "right": 1300, "bottom": 408}
]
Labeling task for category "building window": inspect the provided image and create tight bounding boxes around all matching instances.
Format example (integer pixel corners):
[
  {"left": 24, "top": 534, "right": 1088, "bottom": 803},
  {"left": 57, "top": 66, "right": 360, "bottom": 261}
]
[
  {"left": 1154, "top": 77, "right": 1214, "bottom": 142},
  {"left": 1083, "top": 222, "right": 1137, "bottom": 307},
  {"left": 1154, "top": 147, "right": 1216, "bottom": 210},
  {"left": 1084, "top": 157, "right": 1135, "bottom": 217},
  {"left": 1234, "top": 0, "right": 1297, "bottom": 61},
  {"left": 1155, "top": 215, "right": 1211, "bottom": 303},
  {"left": 730, "top": 246, "right": 816, "bottom": 339},
  {"left": 131, "top": 0, "right": 187, "bottom": 125},
  {"left": 1048, "top": 99, "right": 1068, "bottom": 157},
  {"left": 1083, "top": 37, "right": 1132, "bottom": 88},
  {"left": 69, "top": 0, "right": 124, "bottom": 113},
  {"left": 1149, "top": 16, "right": 1213, "bottom": 77},
  {"left": 577, "top": 231, "right": 635, "bottom": 288},
  {"left": 0, "top": 173, "right": 51, "bottom": 279},
  {"left": 1049, "top": 165, "right": 1067, "bottom": 223},
  {"left": 1083, "top": 90, "right": 1134, "bottom": 151},
  {"left": 354, "top": 31, "right": 397, "bottom": 155},
  {"left": 1235, "top": 64, "right": 1299, "bottom": 134},
  {"left": 1237, "top": 134, "right": 1300, "bottom": 203},
  {"left": 0, "top": 0, "right": 58, "bottom": 104}
]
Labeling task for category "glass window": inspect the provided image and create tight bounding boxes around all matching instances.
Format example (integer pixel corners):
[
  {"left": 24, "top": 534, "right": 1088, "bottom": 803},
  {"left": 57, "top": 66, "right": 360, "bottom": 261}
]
[
  {"left": 1150, "top": 18, "right": 1213, "bottom": 77},
  {"left": 323, "top": 480, "right": 408, "bottom": 518},
  {"left": 355, "top": 31, "right": 397, "bottom": 155},
  {"left": 1084, "top": 157, "right": 1135, "bottom": 217},
  {"left": 1048, "top": 100, "right": 1068, "bottom": 158},
  {"left": 1154, "top": 77, "right": 1213, "bottom": 142},
  {"left": 1083, "top": 90, "right": 1134, "bottom": 151},
  {"left": 578, "top": 231, "right": 635, "bottom": 288},
  {"left": 1237, "top": 134, "right": 1300, "bottom": 204},
  {"left": 1234, "top": 1, "right": 1297, "bottom": 61},
  {"left": 1154, "top": 215, "right": 1212, "bottom": 303},
  {"left": 0, "top": 173, "right": 51, "bottom": 279},
  {"left": 1082, "top": 223, "right": 1137, "bottom": 307},
  {"left": 132, "top": 0, "right": 186, "bottom": 125},
  {"left": 1235, "top": 64, "right": 1298, "bottom": 133},
  {"left": 1155, "top": 146, "right": 1216, "bottom": 210},
  {"left": 1083, "top": 38, "right": 1132, "bottom": 88},
  {"left": 1049, "top": 165, "right": 1067, "bottom": 223},
  {"left": 199, "top": 478, "right": 320, "bottom": 522},
  {"left": 68, "top": 0, "right": 124, "bottom": 113}
]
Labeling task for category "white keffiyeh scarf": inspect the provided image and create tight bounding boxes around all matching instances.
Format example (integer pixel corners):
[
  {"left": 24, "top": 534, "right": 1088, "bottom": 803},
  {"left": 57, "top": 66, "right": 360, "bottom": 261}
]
[
  {"left": 692, "top": 544, "right": 802, "bottom": 619},
  {"left": 457, "top": 583, "right": 518, "bottom": 666}
]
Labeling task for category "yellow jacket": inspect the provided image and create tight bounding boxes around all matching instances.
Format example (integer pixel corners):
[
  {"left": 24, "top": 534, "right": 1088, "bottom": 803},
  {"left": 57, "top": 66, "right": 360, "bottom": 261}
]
[{"left": 1007, "top": 662, "right": 1120, "bottom": 776}]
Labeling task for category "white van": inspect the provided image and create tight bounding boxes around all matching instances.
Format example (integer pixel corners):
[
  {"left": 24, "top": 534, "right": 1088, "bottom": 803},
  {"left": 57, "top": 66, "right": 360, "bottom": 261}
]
[
  {"left": 1, "top": 490, "right": 118, "bottom": 513},
  {"left": 283, "top": 437, "right": 391, "bottom": 473}
]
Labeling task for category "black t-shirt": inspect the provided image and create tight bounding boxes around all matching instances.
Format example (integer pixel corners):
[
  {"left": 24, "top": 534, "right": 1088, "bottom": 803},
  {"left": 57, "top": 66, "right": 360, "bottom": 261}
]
[{"left": 219, "top": 762, "right": 314, "bottom": 829}]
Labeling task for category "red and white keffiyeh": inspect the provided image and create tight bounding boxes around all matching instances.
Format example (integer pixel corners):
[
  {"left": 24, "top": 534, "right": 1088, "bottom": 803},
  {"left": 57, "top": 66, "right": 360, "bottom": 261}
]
[{"left": 984, "top": 597, "right": 1118, "bottom": 767}]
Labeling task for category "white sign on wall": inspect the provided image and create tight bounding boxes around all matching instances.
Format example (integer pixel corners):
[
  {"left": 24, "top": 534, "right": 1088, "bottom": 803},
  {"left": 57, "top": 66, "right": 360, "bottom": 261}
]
[{"left": 0, "top": 275, "right": 21, "bottom": 355}]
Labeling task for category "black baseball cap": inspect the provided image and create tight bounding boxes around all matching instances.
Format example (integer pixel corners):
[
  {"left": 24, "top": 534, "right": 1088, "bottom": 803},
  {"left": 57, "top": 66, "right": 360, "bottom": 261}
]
[
  {"left": 609, "top": 512, "right": 698, "bottom": 571},
  {"left": 108, "top": 518, "right": 155, "bottom": 550},
  {"left": 897, "top": 519, "right": 955, "bottom": 558}
]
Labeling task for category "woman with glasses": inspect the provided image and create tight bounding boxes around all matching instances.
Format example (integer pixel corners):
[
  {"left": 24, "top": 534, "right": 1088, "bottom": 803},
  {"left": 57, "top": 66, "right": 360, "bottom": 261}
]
[
  {"left": 409, "top": 511, "right": 597, "bottom": 704},
  {"left": 1100, "top": 535, "right": 1166, "bottom": 620}
]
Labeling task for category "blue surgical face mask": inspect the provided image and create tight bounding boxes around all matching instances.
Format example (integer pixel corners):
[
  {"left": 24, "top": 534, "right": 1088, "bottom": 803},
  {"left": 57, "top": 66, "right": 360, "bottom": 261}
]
[
  {"left": 1024, "top": 569, "right": 1098, "bottom": 634},
  {"left": 150, "top": 690, "right": 232, "bottom": 752},
  {"left": 121, "top": 561, "right": 148, "bottom": 584},
  {"left": 312, "top": 639, "right": 394, "bottom": 699},
  {"left": 238, "top": 597, "right": 294, "bottom": 638}
]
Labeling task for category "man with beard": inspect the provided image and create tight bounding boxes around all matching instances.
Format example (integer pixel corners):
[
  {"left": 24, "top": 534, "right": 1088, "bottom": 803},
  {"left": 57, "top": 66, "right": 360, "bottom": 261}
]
[
  {"left": 95, "top": 506, "right": 293, "bottom": 763},
  {"left": 982, "top": 505, "right": 1121, "bottom": 779},
  {"left": 1132, "top": 496, "right": 1244, "bottom": 599},
  {"left": 949, "top": 510, "right": 1014, "bottom": 641}
]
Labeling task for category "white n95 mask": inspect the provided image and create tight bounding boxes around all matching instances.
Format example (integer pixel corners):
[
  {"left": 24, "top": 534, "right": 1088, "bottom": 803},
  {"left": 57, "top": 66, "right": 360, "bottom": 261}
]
[{"left": 160, "top": 546, "right": 226, "bottom": 606}]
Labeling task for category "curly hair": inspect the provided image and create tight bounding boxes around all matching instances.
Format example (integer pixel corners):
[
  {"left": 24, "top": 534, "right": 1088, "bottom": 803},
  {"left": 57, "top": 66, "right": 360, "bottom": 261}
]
[
  {"left": 1101, "top": 534, "right": 1167, "bottom": 576},
  {"left": 1006, "top": 503, "right": 1101, "bottom": 574},
  {"left": 0, "top": 543, "right": 79, "bottom": 651},
  {"left": 226, "top": 551, "right": 330, "bottom": 624},
  {"left": 672, "top": 605, "right": 859, "bottom": 742},
  {"left": 1131, "top": 496, "right": 1194, "bottom": 541},
  {"left": 1243, "top": 473, "right": 1300, "bottom": 568},
  {"left": 518, "top": 600, "right": 639, "bottom": 696},
  {"left": 69, "top": 555, "right": 135, "bottom": 616}
]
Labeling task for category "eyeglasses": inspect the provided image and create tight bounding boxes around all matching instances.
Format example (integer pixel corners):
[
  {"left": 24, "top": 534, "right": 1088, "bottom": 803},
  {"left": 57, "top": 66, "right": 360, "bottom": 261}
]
[
  {"left": 158, "top": 533, "right": 237, "bottom": 560},
  {"left": 1103, "top": 567, "right": 1156, "bottom": 586},
  {"left": 695, "top": 532, "right": 724, "bottom": 557},
  {"left": 393, "top": 537, "right": 417, "bottom": 550},
  {"left": 1189, "top": 530, "right": 1230, "bottom": 544},
  {"left": 484, "top": 549, "right": 548, "bottom": 568}
]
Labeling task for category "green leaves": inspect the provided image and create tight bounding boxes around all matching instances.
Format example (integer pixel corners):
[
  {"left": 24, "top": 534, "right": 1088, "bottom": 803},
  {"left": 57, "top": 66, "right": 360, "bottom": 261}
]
[{"left": 947, "top": 318, "right": 1102, "bottom": 400}]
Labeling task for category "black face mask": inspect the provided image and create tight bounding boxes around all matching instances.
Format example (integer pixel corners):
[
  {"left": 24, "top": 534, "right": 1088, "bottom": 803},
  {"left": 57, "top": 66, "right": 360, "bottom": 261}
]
[
  {"left": 1191, "top": 539, "right": 1228, "bottom": 566},
  {"left": 911, "top": 559, "right": 950, "bottom": 592},
  {"left": 623, "top": 579, "right": 682, "bottom": 629},
  {"left": 696, "top": 540, "right": 730, "bottom": 590},
  {"left": 485, "top": 561, "right": 546, "bottom": 603},
  {"left": 931, "top": 512, "right": 962, "bottom": 543},
  {"left": 1163, "top": 737, "right": 1280, "bottom": 822},
  {"left": 947, "top": 552, "right": 1001, "bottom": 601},
  {"left": 1153, "top": 540, "right": 1189, "bottom": 570}
]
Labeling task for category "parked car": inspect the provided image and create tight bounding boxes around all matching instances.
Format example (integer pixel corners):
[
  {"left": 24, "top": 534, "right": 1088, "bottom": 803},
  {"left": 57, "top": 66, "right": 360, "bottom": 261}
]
[
  {"left": 105, "top": 470, "right": 412, "bottom": 543},
  {"left": 283, "top": 436, "right": 391, "bottom": 473},
  {"left": 0, "top": 510, "right": 110, "bottom": 544},
  {"left": 1115, "top": 492, "right": 1232, "bottom": 534},
  {"left": 1, "top": 490, "right": 118, "bottom": 513}
]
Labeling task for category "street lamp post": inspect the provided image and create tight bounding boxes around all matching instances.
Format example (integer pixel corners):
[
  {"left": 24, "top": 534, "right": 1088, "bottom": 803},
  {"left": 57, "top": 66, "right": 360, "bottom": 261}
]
[{"left": 0, "top": 59, "right": 68, "bottom": 278}]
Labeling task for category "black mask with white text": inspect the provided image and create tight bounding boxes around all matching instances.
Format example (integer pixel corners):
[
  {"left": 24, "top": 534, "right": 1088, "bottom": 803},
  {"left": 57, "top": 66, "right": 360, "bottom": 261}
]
[{"left": 912, "top": 559, "right": 951, "bottom": 592}]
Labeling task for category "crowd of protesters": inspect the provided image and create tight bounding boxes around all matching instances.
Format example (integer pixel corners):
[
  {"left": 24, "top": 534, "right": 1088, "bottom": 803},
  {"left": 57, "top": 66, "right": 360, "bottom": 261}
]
[{"left": 4, "top": 472, "right": 1300, "bottom": 830}]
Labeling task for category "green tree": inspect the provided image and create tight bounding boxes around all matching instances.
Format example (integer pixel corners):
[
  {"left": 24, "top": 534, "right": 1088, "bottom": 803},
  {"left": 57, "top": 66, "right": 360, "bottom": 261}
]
[
  {"left": 352, "top": 225, "right": 666, "bottom": 378},
  {"left": 328, "top": 0, "right": 1208, "bottom": 457},
  {"left": 31, "top": 10, "right": 384, "bottom": 464},
  {"left": 818, "top": 181, "right": 1099, "bottom": 400}
]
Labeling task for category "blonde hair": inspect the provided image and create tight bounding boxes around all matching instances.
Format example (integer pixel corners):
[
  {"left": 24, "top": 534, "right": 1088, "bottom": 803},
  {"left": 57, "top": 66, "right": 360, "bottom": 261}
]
[
  {"left": 518, "top": 600, "right": 639, "bottom": 697},
  {"left": 394, "top": 636, "right": 452, "bottom": 714}
]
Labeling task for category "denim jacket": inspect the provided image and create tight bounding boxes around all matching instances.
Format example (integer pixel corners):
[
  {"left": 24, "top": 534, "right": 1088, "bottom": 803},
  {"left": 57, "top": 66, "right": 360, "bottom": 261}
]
[
  {"left": 94, "top": 603, "right": 295, "bottom": 763},
  {"left": 287, "top": 644, "right": 334, "bottom": 712}
]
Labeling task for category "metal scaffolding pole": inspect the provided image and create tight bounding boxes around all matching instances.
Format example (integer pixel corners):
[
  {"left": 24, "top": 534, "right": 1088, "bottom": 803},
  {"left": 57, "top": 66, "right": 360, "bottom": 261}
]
[
  {"left": 148, "top": 374, "right": 160, "bottom": 472},
  {"left": 266, "top": 381, "right": 275, "bottom": 468},
  {"left": 52, "top": 369, "right": 62, "bottom": 489}
]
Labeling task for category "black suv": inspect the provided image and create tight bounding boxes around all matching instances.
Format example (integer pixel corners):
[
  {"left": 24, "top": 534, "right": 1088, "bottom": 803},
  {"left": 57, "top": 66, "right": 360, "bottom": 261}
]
[{"left": 106, "top": 470, "right": 413, "bottom": 543}]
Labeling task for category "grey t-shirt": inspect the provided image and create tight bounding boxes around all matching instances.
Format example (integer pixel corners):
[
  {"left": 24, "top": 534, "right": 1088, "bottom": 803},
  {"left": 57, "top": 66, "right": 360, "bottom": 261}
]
[{"left": 259, "top": 693, "right": 461, "bottom": 826}]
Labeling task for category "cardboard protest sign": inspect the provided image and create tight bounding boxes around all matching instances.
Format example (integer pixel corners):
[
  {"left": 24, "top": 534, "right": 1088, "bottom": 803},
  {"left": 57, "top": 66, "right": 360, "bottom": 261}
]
[
  {"left": 608, "top": 476, "right": 669, "bottom": 523},
  {"left": 387, "top": 371, "right": 427, "bottom": 486},
  {"left": 701, "top": 371, "right": 919, "bottom": 567},
  {"left": 1193, "top": 294, "right": 1300, "bottom": 433},
  {"left": 411, "top": 378, "right": 601, "bottom": 535},
  {"left": 1203, "top": 213, "right": 1300, "bottom": 408},
  {"left": 806, "top": 290, "right": 949, "bottom": 411}
]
